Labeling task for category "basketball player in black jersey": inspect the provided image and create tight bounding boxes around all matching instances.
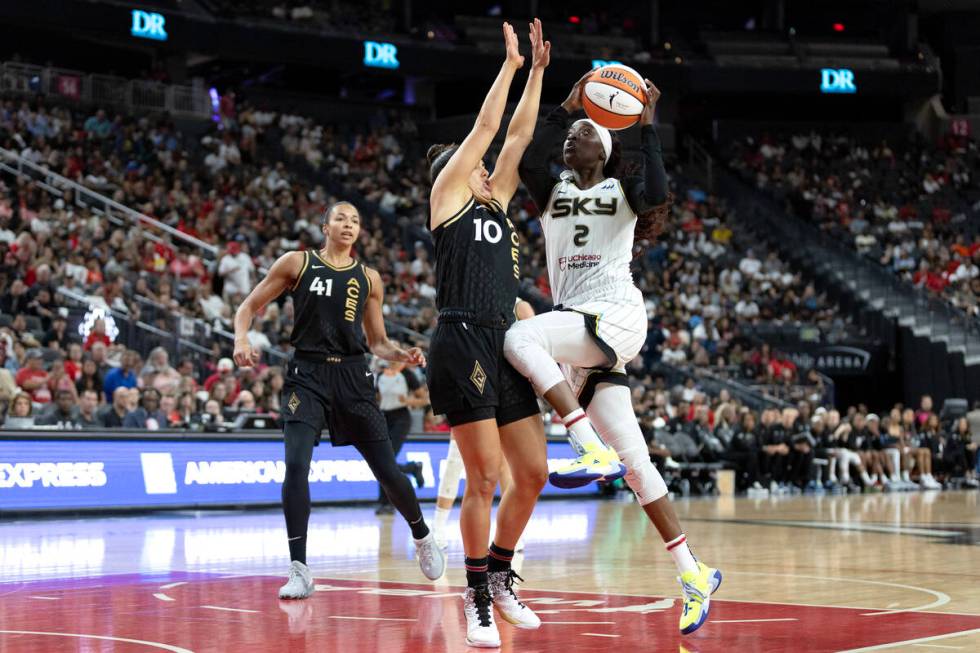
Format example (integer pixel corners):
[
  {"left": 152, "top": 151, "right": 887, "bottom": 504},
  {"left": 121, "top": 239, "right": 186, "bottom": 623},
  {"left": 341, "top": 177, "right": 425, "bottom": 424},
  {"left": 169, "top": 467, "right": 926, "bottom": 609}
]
[
  {"left": 233, "top": 201, "right": 446, "bottom": 600},
  {"left": 425, "top": 20, "right": 548, "bottom": 648}
]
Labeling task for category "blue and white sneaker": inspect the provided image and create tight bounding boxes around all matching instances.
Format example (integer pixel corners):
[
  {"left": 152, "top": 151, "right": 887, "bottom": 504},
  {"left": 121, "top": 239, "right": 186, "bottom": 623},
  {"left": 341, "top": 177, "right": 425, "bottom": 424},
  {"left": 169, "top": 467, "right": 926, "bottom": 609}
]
[
  {"left": 678, "top": 561, "right": 722, "bottom": 635},
  {"left": 549, "top": 442, "right": 627, "bottom": 489}
]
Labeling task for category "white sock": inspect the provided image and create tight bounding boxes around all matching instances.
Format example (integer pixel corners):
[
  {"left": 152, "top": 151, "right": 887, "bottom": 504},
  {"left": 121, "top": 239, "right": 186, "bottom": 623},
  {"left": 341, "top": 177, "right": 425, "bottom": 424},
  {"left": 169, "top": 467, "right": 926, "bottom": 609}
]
[
  {"left": 563, "top": 408, "right": 605, "bottom": 454},
  {"left": 901, "top": 470, "right": 911, "bottom": 482},
  {"left": 433, "top": 505, "right": 451, "bottom": 535},
  {"left": 666, "top": 534, "right": 699, "bottom": 576},
  {"left": 861, "top": 471, "right": 874, "bottom": 485}
]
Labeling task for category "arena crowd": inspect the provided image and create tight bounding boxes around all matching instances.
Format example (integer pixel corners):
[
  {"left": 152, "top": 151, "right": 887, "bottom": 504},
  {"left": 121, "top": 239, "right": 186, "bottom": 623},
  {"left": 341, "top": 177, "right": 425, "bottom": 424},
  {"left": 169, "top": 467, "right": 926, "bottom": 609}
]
[{"left": 1, "top": 91, "right": 978, "bottom": 493}]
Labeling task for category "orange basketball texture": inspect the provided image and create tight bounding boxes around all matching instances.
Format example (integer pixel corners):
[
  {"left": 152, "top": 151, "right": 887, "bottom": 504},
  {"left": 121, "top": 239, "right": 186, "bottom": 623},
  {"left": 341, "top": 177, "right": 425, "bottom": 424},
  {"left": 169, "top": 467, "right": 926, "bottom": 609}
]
[{"left": 582, "top": 64, "right": 647, "bottom": 130}]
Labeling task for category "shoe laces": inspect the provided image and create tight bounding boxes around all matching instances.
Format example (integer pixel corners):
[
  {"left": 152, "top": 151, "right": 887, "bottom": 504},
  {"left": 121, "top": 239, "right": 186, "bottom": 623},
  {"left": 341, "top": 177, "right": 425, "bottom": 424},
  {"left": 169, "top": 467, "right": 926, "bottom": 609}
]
[
  {"left": 679, "top": 574, "right": 707, "bottom": 604},
  {"left": 417, "top": 538, "right": 436, "bottom": 567},
  {"left": 495, "top": 569, "right": 526, "bottom": 606},
  {"left": 467, "top": 585, "right": 493, "bottom": 627}
]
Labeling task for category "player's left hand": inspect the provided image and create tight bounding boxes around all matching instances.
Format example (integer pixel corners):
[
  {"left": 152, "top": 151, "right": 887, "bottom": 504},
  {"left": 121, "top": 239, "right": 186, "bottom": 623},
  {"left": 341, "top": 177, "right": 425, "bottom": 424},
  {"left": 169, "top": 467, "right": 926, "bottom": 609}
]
[
  {"left": 529, "top": 18, "right": 550, "bottom": 70},
  {"left": 403, "top": 347, "right": 427, "bottom": 367},
  {"left": 639, "top": 79, "right": 661, "bottom": 126}
]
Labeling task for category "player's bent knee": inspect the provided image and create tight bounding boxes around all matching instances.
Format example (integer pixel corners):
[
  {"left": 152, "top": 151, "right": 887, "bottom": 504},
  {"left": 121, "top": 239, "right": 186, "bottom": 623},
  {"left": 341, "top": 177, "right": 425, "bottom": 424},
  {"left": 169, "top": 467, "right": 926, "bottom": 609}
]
[
  {"left": 464, "top": 471, "right": 500, "bottom": 500},
  {"left": 503, "top": 320, "right": 541, "bottom": 360},
  {"left": 510, "top": 464, "right": 548, "bottom": 495},
  {"left": 624, "top": 459, "right": 669, "bottom": 506}
]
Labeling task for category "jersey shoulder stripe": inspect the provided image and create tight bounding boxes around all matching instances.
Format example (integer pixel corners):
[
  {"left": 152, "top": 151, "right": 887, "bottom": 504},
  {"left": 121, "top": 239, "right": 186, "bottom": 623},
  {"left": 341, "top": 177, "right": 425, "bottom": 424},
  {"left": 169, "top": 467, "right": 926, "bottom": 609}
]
[
  {"left": 290, "top": 250, "right": 309, "bottom": 291},
  {"left": 433, "top": 196, "right": 475, "bottom": 232}
]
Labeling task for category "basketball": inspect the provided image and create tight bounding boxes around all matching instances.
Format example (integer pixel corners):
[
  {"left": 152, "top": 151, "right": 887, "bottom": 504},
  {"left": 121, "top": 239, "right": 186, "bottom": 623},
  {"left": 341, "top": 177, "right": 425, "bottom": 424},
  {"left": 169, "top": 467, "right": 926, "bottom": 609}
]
[{"left": 582, "top": 64, "right": 647, "bottom": 130}]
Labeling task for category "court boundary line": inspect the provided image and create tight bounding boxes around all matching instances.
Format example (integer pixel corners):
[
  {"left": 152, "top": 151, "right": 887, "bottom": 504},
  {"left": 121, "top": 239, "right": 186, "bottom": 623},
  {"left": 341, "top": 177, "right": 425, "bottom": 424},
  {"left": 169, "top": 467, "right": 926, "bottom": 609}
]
[
  {"left": 729, "top": 571, "right": 950, "bottom": 616},
  {"left": 838, "top": 627, "right": 980, "bottom": 652},
  {"left": 0, "top": 630, "right": 193, "bottom": 653},
  {"left": 683, "top": 517, "right": 965, "bottom": 540},
  {"left": 300, "top": 576, "right": 980, "bottom": 618}
]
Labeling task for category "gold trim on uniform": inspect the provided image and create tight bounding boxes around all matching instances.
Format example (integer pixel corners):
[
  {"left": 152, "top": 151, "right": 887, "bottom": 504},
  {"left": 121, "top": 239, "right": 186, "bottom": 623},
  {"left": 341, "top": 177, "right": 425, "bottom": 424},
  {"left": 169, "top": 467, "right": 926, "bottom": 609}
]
[
  {"left": 362, "top": 264, "right": 372, "bottom": 295},
  {"left": 290, "top": 251, "right": 310, "bottom": 291},
  {"left": 311, "top": 250, "right": 358, "bottom": 271},
  {"left": 436, "top": 197, "right": 475, "bottom": 230},
  {"left": 470, "top": 360, "right": 488, "bottom": 395}
]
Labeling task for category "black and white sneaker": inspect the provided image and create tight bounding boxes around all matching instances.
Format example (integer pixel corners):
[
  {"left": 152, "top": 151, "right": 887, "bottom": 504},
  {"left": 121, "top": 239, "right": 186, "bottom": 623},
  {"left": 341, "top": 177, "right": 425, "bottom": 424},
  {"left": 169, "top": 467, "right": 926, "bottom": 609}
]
[
  {"left": 462, "top": 584, "right": 500, "bottom": 648},
  {"left": 489, "top": 570, "right": 540, "bottom": 629}
]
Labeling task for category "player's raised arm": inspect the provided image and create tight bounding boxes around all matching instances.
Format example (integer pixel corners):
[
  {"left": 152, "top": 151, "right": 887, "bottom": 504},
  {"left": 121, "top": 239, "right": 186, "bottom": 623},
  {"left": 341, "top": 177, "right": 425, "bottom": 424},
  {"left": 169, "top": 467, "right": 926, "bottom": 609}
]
[
  {"left": 233, "top": 251, "right": 303, "bottom": 367},
  {"left": 518, "top": 69, "right": 592, "bottom": 211},
  {"left": 624, "top": 80, "right": 669, "bottom": 208},
  {"left": 490, "top": 18, "right": 550, "bottom": 209},
  {"left": 429, "top": 22, "right": 524, "bottom": 229},
  {"left": 361, "top": 267, "right": 426, "bottom": 367}
]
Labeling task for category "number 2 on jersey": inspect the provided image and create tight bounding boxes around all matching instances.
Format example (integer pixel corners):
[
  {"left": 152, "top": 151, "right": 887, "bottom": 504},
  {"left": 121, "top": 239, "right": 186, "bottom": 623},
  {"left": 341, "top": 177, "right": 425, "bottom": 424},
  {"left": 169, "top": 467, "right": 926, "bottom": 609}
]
[
  {"left": 573, "top": 224, "right": 590, "bottom": 246},
  {"left": 309, "top": 276, "right": 333, "bottom": 296}
]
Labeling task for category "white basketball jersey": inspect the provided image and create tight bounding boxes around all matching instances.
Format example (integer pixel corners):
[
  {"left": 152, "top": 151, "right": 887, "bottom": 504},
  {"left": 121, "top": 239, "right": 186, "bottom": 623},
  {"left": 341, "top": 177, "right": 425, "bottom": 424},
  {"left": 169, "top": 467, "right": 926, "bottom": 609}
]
[{"left": 540, "top": 172, "right": 638, "bottom": 306}]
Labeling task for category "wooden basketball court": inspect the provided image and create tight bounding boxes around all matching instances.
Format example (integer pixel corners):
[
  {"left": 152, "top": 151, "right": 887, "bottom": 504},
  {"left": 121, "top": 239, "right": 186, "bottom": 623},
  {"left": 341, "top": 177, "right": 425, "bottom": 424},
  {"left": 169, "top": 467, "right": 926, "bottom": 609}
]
[{"left": 1, "top": 492, "right": 978, "bottom": 651}]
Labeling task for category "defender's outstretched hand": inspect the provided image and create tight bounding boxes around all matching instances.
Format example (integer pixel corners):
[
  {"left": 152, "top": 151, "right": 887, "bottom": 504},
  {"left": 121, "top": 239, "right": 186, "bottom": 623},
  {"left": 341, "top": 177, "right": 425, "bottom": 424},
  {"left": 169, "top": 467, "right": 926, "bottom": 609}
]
[
  {"left": 503, "top": 22, "right": 524, "bottom": 69},
  {"left": 529, "top": 18, "right": 550, "bottom": 70}
]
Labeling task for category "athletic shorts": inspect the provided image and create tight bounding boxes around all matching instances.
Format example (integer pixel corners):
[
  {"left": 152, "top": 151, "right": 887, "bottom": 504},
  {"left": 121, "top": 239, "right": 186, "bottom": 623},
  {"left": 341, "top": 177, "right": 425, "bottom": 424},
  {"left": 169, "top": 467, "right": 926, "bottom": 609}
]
[
  {"left": 427, "top": 316, "right": 539, "bottom": 428},
  {"left": 282, "top": 354, "right": 389, "bottom": 447},
  {"left": 556, "top": 298, "right": 646, "bottom": 400}
]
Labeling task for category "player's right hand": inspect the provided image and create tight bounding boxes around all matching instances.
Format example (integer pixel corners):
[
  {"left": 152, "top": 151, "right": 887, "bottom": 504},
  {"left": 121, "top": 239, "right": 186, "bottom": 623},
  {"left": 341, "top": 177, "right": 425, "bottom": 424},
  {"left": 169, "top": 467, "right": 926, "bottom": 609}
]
[
  {"left": 233, "top": 340, "right": 260, "bottom": 368},
  {"left": 562, "top": 69, "right": 593, "bottom": 113},
  {"left": 503, "top": 22, "right": 524, "bottom": 69}
]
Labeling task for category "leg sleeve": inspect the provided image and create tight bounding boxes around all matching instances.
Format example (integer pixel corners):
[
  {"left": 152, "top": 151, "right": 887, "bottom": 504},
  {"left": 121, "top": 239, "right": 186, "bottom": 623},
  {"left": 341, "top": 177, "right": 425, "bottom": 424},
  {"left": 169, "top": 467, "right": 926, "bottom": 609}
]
[
  {"left": 355, "top": 438, "right": 424, "bottom": 526},
  {"left": 586, "top": 383, "right": 668, "bottom": 505},
  {"left": 282, "top": 422, "right": 317, "bottom": 562},
  {"left": 438, "top": 437, "right": 465, "bottom": 501}
]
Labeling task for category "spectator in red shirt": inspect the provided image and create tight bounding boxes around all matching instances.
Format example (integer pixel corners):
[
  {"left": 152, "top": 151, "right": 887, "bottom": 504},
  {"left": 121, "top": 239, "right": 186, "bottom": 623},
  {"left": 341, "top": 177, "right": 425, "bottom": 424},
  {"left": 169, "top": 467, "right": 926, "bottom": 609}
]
[
  {"left": 169, "top": 247, "right": 206, "bottom": 281},
  {"left": 204, "top": 357, "right": 241, "bottom": 401},
  {"left": 84, "top": 318, "right": 112, "bottom": 351},
  {"left": 15, "top": 349, "right": 51, "bottom": 403}
]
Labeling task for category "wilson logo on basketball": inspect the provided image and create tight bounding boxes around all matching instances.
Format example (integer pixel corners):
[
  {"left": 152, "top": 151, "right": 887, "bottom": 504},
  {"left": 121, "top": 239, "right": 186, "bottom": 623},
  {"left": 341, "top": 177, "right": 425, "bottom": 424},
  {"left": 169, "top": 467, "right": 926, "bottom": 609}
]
[{"left": 599, "top": 69, "right": 642, "bottom": 94}]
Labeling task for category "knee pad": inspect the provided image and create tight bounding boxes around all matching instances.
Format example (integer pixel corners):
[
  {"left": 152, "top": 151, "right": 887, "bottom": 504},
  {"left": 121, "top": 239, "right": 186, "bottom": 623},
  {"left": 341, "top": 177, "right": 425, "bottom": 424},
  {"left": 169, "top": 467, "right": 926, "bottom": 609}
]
[
  {"left": 503, "top": 320, "right": 564, "bottom": 393},
  {"left": 502, "top": 320, "right": 538, "bottom": 362},
  {"left": 586, "top": 383, "right": 668, "bottom": 505},
  {"left": 438, "top": 439, "right": 464, "bottom": 500},
  {"left": 624, "top": 456, "right": 669, "bottom": 505}
]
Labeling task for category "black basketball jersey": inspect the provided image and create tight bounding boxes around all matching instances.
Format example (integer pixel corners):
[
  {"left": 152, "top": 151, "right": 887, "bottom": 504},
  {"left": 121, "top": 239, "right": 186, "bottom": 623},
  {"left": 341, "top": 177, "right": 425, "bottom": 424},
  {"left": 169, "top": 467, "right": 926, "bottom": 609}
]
[
  {"left": 430, "top": 197, "right": 521, "bottom": 322},
  {"left": 288, "top": 250, "right": 371, "bottom": 357}
]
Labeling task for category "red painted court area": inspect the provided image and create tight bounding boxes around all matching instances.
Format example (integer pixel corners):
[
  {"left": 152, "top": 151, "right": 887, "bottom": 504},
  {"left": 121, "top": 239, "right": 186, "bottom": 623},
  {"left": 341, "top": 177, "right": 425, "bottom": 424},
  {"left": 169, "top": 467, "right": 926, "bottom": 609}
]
[{"left": 1, "top": 575, "right": 979, "bottom": 652}]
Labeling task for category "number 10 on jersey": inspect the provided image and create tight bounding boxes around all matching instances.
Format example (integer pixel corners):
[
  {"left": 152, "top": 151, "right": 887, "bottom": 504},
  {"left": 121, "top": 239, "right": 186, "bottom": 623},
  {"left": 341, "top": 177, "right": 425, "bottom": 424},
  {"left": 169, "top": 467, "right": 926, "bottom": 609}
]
[{"left": 474, "top": 217, "right": 503, "bottom": 243}]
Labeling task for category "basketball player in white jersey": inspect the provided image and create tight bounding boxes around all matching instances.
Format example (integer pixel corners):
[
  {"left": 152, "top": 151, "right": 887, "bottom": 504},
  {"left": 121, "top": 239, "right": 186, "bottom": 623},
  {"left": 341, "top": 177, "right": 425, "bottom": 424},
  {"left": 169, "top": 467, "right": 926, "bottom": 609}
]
[{"left": 503, "top": 71, "right": 722, "bottom": 635}]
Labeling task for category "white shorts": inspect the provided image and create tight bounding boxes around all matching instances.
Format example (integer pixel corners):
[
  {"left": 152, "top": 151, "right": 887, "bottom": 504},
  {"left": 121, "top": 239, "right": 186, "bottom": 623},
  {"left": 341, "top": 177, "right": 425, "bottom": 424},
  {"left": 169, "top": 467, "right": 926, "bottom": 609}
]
[{"left": 561, "top": 299, "right": 646, "bottom": 397}]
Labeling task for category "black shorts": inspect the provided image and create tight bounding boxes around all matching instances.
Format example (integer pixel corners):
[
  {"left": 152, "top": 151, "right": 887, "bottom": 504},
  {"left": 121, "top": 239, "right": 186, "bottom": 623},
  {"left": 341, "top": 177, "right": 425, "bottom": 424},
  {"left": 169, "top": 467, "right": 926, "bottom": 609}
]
[
  {"left": 426, "top": 319, "right": 539, "bottom": 428},
  {"left": 281, "top": 354, "right": 388, "bottom": 447}
]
